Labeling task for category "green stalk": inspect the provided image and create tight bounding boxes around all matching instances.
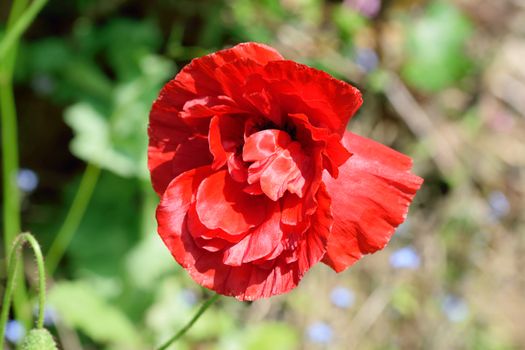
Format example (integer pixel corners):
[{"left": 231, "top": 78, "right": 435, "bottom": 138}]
[
  {"left": 1, "top": 76, "right": 20, "bottom": 246},
  {"left": 157, "top": 294, "right": 220, "bottom": 350},
  {"left": 1, "top": 0, "right": 30, "bottom": 327},
  {"left": 0, "top": 233, "right": 47, "bottom": 343},
  {"left": 0, "top": 0, "right": 49, "bottom": 61},
  {"left": 45, "top": 163, "right": 101, "bottom": 276}
]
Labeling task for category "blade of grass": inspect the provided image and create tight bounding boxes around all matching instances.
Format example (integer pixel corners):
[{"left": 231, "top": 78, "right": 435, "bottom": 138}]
[
  {"left": 45, "top": 163, "right": 101, "bottom": 276},
  {"left": 0, "top": 0, "right": 49, "bottom": 61}
]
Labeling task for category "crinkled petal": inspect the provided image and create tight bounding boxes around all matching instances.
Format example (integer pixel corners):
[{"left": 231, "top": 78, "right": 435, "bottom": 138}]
[
  {"left": 158, "top": 169, "right": 332, "bottom": 300},
  {"left": 180, "top": 96, "right": 244, "bottom": 119},
  {"left": 296, "top": 183, "right": 332, "bottom": 273},
  {"left": 209, "top": 115, "right": 245, "bottom": 169},
  {"left": 258, "top": 142, "right": 309, "bottom": 201},
  {"left": 196, "top": 170, "right": 268, "bottom": 234},
  {"left": 149, "top": 43, "right": 284, "bottom": 184},
  {"left": 187, "top": 204, "right": 246, "bottom": 244},
  {"left": 260, "top": 61, "right": 363, "bottom": 135},
  {"left": 244, "top": 129, "right": 311, "bottom": 201},
  {"left": 243, "top": 129, "right": 292, "bottom": 162},
  {"left": 175, "top": 42, "right": 284, "bottom": 97},
  {"left": 288, "top": 113, "right": 351, "bottom": 178},
  {"left": 171, "top": 136, "right": 213, "bottom": 179},
  {"left": 148, "top": 111, "right": 193, "bottom": 195},
  {"left": 156, "top": 166, "right": 214, "bottom": 250},
  {"left": 223, "top": 201, "right": 282, "bottom": 266},
  {"left": 322, "top": 132, "right": 423, "bottom": 272},
  {"left": 242, "top": 74, "right": 282, "bottom": 124}
]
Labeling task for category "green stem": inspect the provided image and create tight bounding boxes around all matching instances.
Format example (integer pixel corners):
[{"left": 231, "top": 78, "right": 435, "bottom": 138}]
[
  {"left": 1, "top": 75, "right": 20, "bottom": 250},
  {"left": 45, "top": 163, "right": 101, "bottom": 276},
  {"left": 0, "top": 233, "right": 47, "bottom": 343},
  {"left": 1, "top": 0, "right": 31, "bottom": 328},
  {"left": 0, "top": 0, "right": 49, "bottom": 61},
  {"left": 157, "top": 294, "right": 220, "bottom": 350}
]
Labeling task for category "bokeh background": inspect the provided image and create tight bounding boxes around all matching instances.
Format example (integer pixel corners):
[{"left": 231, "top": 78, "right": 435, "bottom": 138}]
[{"left": 1, "top": 0, "right": 525, "bottom": 349}]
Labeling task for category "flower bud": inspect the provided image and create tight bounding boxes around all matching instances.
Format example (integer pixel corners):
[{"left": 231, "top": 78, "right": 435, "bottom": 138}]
[{"left": 20, "top": 328, "right": 58, "bottom": 350}]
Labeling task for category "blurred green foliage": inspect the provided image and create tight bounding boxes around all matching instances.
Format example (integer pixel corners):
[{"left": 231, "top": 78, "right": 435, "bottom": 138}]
[
  {"left": 402, "top": 1, "right": 473, "bottom": 91},
  {"left": 2, "top": 0, "right": 524, "bottom": 349}
]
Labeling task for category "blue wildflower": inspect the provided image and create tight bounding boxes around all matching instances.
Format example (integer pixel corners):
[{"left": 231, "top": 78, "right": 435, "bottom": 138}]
[
  {"left": 33, "top": 305, "right": 58, "bottom": 327},
  {"left": 330, "top": 286, "right": 355, "bottom": 309},
  {"left": 307, "top": 322, "right": 333, "bottom": 344},
  {"left": 488, "top": 191, "right": 510, "bottom": 219},
  {"left": 180, "top": 289, "right": 198, "bottom": 307},
  {"left": 17, "top": 168, "right": 39, "bottom": 193},
  {"left": 390, "top": 246, "right": 421, "bottom": 270},
  {"left": 5, "top": 320, "right": 25, "bottom": 344},
  {"left": 355, "top": 48, "right": 379, "bottom": 73}
]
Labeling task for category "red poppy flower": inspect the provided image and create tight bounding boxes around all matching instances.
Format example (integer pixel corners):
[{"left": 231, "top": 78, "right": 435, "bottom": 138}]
[{"left": 149, "top": 42, "right": 423, "bottom": 300}]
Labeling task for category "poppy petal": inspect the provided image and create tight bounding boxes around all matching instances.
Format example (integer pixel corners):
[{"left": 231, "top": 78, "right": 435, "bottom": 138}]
[
  {"left": 322, "top": 132, "right": 423, "bottom": 272},
  {"left": 261, "top": 61, "right": 363, "bottom": 135},
  {"left": 171, "top": 136, "right": 213, "bottom": 179},
  {"left": 156, "top": 166, "right": 214, "bottom": 252},
  {"left": 195, "top": 170, "right": 268, "bottom": 234},
  {"left": 176, "top": 42, "right": 284, "bottom": 97},
  {"left": 222, "top": 201, "right": 282, "bottom": 266}
]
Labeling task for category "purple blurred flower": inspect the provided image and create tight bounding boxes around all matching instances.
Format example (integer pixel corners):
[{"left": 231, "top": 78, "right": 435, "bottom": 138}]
[
  {"left": 5, "top": 320, "right": 25, "bottom": 344},
  {"left": 344, "top": 0, "right": 381, "bottom": 18},
  {"left": 307, "top": 322, "right": 333, "bottom": 344},
  {"left": 330, "top": 286, "right": 355, "bottom": 309},
  {"left": 390, "top": 246, "right": 420, "bottom": 270}
]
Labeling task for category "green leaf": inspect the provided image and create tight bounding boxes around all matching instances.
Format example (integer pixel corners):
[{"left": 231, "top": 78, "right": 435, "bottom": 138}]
[
  {"left": 65, "top": 103, "right": 139, "bottom": 177},
  {"left": 100, "top": 18, "right": 163, "bottom": 81},
  {"left": 48, "top": 281, "right": 142, "bottom": 347},
  {"left": 65, "top": 54, "right": 174, "bottom": 178},
  {"left": 125, "top": 234, "right": 174, "bottom": 289},
  {"left": 24, "top": 38, "right": 72, "bottom": 74},
  {"left": 402, "top": 1, "right": 473, "bottom": 91},
  {"left": 333, "top": 5, "right": 368, "bottom": 42}
]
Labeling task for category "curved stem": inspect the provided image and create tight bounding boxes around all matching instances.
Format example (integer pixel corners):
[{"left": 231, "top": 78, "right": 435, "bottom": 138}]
[
  {"left": 45, "top": 163, "right": 101, "bottom": 276},
  {"left": 0, "top": 233, "right": 47, "bottom": 343},
  {"left": 157, "top": 294, "right": 220, "bottom": 350},
  {"left": 0, "top": 0, "right": 49, "bottom": 61}
]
